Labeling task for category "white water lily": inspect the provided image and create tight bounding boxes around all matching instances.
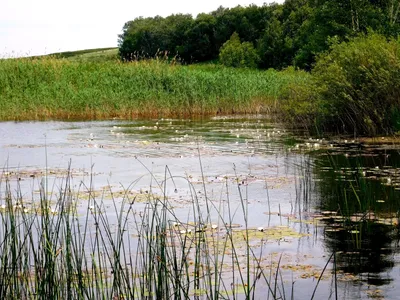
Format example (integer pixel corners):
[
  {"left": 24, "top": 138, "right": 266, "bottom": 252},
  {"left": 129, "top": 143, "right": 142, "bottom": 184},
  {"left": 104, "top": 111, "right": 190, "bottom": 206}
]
[{"left": 13, "top": 204, "right": 22, "bottom": 210}]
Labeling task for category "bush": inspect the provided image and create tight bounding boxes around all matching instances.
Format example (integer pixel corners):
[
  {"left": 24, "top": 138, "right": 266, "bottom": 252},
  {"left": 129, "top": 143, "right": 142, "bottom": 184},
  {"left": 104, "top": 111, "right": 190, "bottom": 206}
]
[
  {"left": 219, "top": 32, "right": 260, "bottom": 68},
  {"left": 279, "top": 34, "right": 400, "bottom": 135},
  {"left": 313, "top": 33, "right": 400, "bottom": 135},
  {"left": 277, "top": 67, "right": 323, "bottom": 131}
]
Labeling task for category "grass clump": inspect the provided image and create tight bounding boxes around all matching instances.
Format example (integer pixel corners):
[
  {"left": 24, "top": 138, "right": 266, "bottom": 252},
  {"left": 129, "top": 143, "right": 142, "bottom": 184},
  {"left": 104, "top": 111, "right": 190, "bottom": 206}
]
[{"left": 0, "top": 57, "right": 301, "bottom": 121}]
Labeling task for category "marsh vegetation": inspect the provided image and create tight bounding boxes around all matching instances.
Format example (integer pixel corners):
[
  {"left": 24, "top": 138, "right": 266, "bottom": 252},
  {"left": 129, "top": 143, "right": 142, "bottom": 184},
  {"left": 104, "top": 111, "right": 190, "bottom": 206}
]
[
  {"left": 1, "top": 118, "right": 400, "bottom": 299},
  {"left": 2, "top": 1, "right": 400, "bottom": 297},
  {"left": 0, "top": 57, "right": 307, "bottom": 121}
]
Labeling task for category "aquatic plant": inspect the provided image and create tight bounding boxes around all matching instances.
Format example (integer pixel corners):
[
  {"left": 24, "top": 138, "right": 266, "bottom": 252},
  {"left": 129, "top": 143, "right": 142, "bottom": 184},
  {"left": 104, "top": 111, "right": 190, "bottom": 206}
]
[
  {"left": 0, "top": 57, "right": 304, "bottom": 121},
  {"left": 0, "top": 162, "right": 335, "bottom": 299}
]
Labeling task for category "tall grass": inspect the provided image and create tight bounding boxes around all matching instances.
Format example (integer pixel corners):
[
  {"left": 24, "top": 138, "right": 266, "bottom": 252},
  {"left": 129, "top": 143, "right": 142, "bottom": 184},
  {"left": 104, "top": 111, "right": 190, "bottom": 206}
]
[
  {"left": 0, "top": 57, "right": 305, "bottom": 121},
  {"left": 0, "top": 164, "right": 333, "bottom": 299}
]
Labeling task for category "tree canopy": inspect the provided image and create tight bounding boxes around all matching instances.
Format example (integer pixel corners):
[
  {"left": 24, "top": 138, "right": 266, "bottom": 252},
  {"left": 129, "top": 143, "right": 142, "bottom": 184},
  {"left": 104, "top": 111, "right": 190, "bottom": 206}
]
[
  {"left": 219, "top": 32, "right": 259, "bottom": 68},
  {"left": 118, "top": 0, "right": 400, "bottom": 69}
]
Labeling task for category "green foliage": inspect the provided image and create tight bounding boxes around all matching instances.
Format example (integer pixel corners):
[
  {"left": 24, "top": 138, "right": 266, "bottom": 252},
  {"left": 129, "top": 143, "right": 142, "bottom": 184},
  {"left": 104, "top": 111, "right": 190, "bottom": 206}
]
[
  {"left": 184, "top": 14, "right": 217, "bottom": 62},
  {"left": 258, "top": 17, "right": 289, "bottom": 69},
  {"left": 276, "top": 67, "right": 321, "bottom": 129},
  {"left": 119, "top": 4, "right": 280, "bottom": 65},
  {"left": 118, "top": 1, "right": 400, "bottom": 70},
  {"left": 312, "top": 33, "right": 400, "bottom": 135},
  {"left": 118, "top": 14, "right": 195, "bottom": 61},
  {"left": 219, "top": 32, "right": 259, "bottom": 68},
  {"left": 281, "top": 34, "right": 400, "bottom": 135},
  {"left": 0, "top": 57, "right": 299, "bottom": 120},
  {"left": 293, "top": 0, "right": 388, "bottom": 69}
]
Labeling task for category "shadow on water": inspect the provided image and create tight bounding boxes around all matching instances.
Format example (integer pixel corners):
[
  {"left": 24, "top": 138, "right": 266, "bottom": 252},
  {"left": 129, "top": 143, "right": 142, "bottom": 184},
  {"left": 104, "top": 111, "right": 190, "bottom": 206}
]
[{"left": 310, "top": 142, "right": 400, "bottom": 287}]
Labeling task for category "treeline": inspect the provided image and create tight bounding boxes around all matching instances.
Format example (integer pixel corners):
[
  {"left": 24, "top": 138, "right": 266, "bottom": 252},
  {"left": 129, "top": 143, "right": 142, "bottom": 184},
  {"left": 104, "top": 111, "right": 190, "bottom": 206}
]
[{"left": 118, "top": 0, "right": 400, "bottom": 69}]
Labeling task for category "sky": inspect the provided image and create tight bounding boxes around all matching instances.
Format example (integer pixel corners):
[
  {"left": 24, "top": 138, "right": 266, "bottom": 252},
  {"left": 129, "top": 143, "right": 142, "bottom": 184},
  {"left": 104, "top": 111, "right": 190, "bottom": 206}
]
[{"left": 0, "top": 0, "right": 282, "bottom": 57}]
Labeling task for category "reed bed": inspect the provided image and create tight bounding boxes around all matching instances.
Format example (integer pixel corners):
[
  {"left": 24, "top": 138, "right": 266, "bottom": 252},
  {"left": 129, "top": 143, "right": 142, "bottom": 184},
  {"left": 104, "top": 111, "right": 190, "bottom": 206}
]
[
  {"left": 0, "top": 164, "right": 332, "bottom": 299},
  {"left": 0, "top": 57, "right": 306, "bottom": 120}
]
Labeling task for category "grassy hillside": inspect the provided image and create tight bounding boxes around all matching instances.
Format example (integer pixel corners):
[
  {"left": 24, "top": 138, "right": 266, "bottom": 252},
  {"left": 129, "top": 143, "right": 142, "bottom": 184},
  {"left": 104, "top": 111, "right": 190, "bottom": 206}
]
[{"left": 45, "top": 47, "right": 119, "bottom": 62}]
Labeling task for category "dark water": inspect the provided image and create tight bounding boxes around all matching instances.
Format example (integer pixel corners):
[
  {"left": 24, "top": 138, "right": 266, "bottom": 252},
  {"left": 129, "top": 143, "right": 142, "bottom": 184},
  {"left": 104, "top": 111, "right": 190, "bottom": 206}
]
[{"left": 1, "top": 117, "right": 400, "bottom": 299}]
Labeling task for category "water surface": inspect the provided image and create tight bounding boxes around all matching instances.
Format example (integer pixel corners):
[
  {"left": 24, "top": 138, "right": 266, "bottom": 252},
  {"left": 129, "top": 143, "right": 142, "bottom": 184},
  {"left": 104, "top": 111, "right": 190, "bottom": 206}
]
[{"left": 1, "top": 117, "right": 400, "bottom": 299}]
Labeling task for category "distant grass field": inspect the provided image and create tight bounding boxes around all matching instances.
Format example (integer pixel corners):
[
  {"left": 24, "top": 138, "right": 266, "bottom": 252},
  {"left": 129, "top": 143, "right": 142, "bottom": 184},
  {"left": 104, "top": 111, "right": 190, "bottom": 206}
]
[
  {"left": 46, "top": 47, "right": 119, "bottom": 62},
  {"left": 0, "top": 51, "right": 309, "bottom": 121}
]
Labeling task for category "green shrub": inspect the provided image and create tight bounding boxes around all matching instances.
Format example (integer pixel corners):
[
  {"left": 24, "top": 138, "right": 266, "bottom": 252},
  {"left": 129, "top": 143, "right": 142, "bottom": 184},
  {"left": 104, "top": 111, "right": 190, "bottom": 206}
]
[
  {"left": 219, "top": 32, "right": 260, "bottom": 68},
  {"left": 313, "top": 33, "right": 400, "bottom": 135},
  {"left": 277, "top": 67, "right": 322, "bottom": 130},
  {"left": 279, "top": 34, "right": 400, "bottom": 135}
]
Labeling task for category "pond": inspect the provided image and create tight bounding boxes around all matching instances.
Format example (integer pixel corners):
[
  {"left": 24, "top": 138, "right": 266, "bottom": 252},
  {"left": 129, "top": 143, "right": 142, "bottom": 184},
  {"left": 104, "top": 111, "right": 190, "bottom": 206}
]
[{"left": 0, "top": 116, "right": 399, "bottom": 299}]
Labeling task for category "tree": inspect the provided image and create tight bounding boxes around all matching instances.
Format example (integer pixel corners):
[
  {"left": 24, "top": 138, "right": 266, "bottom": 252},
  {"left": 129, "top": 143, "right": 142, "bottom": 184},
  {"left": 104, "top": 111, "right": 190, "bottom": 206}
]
[
  {"left": 293, "top": 0, "right": 387, "bottom": 69},
  {"left": 219, "top": 32, "right": 260, "bottom": 68},
  {"left": 184, "top": 14, "right": 217, "bottom": 63},
  {"left": 258, "top": 17, "right": 287, "bottom": 69},
  {"left": 118, "top": 16, "right": 167, "bottom": 60}
]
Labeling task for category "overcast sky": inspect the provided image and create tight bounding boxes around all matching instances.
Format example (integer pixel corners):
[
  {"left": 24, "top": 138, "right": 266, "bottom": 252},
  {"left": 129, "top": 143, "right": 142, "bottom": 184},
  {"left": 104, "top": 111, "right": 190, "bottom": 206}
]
[{"left": 0, "top": 0, "right": 282, "bottom": 57}]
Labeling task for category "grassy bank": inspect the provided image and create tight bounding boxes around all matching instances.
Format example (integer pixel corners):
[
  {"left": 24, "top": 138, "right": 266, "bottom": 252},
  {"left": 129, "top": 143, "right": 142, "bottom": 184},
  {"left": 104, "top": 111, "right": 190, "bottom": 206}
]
[{"left": 0, "top": 57, "right": 308, "bottom": 121}]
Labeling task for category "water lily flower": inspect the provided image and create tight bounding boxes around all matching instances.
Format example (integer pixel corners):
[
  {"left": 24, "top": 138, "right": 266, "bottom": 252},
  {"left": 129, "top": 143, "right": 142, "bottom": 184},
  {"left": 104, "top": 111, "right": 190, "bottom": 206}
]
[{"left": 172, "top": 221, "right": 181, "bottom": 227}]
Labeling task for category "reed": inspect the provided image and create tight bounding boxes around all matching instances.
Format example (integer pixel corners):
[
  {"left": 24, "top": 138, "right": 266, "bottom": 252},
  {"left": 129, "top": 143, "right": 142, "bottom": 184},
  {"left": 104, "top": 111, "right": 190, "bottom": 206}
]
[
  {"left": 0, "top": 57, "right": 304, "bottom": 121},
  {"left": 0, "top": 162, "right": 334, "bottom": 299}
]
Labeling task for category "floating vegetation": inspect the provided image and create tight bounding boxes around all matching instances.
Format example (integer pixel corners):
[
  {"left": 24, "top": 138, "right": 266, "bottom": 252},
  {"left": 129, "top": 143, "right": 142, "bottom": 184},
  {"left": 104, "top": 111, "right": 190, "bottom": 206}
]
[
  {"left": 2, "top": 118, "right": 400, "bottom": 298},
  {"left": 0, "top": 164, "right": 337, "bottom": 299},
  {"left": 0, "top": 167, "right": 94, "bottom": 180}
]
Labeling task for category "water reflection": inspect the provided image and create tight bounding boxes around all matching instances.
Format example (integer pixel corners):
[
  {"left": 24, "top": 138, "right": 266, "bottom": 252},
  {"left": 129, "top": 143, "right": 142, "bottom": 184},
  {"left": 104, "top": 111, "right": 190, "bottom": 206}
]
[
  {"left": 312, "top": 143, "right": 400, "bottom": 289},
  {"left": 2, "top": 118, "right": 400, "bottom": 298}
]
